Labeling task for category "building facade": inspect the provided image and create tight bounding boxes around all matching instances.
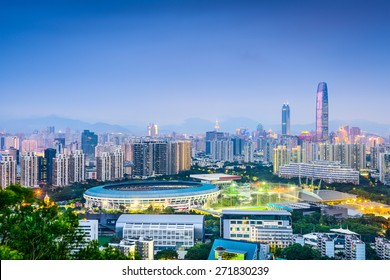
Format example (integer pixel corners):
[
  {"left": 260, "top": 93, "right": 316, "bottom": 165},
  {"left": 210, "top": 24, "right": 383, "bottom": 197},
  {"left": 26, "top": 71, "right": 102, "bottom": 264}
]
[
  {"left": 116, "top": 214, "right": 204, "bottom": 250},
  {"left": 221, "top": 210, "right": 293, "bottom": 248},
  {"left": 0, "top": 155, "right": 16, "bottom": 189}
]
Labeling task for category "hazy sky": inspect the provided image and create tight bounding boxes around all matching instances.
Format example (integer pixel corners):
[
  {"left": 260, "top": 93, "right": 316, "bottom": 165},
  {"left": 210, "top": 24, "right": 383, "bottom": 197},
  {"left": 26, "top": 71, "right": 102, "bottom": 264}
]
[{"left": 1, "top": 0, "right": 389, "bottom": 126}]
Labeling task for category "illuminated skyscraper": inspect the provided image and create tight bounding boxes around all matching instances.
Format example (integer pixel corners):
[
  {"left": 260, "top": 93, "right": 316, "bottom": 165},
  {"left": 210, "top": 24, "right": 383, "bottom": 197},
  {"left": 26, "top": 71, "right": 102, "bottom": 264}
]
[
  {"left": 316, "top": 82, "right": 329, "bottom": 142},
  {"left": 282, "top": 103, "right": 290, "bottom": 135}
]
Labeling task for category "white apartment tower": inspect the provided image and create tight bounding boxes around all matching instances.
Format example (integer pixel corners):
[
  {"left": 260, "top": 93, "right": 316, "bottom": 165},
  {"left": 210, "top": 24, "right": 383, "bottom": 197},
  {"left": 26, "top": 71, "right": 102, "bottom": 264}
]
[
  {"left": 0, "top": 156, "right": 16, "bottom": 189},
  {"left": 20, "top": 152, "right": 39, "bottom": 188},
  {"left": 53, "top": 153, "right": 70, "bottom": 187}
]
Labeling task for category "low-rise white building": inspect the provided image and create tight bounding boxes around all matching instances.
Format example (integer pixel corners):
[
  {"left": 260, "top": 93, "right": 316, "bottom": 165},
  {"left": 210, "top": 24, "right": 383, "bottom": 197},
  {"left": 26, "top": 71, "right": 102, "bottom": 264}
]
[{"left": 221, "top": 210, "right": 293, "bottom": 248}]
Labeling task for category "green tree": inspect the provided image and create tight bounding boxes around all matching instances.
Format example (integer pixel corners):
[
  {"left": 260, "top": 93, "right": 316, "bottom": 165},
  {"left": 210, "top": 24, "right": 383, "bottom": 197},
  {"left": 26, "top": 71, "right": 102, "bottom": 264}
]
[
  {"left": 154, "top": 249, "right": 178, "bottom": 260},
  {"left": 0, "top": 184, "right": 84, "bottom": 260},
  {"left": 74, "top": 240, "right": 133, "bottom": 260},
  {"left": 365, "top": 243, "right": 381, "bottom": 260},
  {"left": 385, "top": 229, "right": 390, "bottom": 239},
  {"left": 279, "top": 244, "right": 324, "bottom": 260},
  {"left": 0, "top": 245, "right": 23, "bottom": 260},
  {"left": 184, "top": 243, "right": 212, "bottom": 260},
  {"left": 163, "top": 207, "right": 175, "bottom": 214}
]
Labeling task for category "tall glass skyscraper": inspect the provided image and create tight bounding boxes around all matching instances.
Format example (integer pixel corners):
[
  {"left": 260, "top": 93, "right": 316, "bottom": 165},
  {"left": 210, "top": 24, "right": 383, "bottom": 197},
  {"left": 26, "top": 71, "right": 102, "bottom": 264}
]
[
  {"left": 316, "top": 82, "right": 329, "bottom": 142},
  {"left": 282, "top": 103, "right": 290, "bottom": 135}
]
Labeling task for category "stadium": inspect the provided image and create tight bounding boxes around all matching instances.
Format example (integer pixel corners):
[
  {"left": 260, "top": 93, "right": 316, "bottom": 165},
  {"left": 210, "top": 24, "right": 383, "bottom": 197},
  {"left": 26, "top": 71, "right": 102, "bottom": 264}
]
[{"left": 84, "top": 181, "right": 220, "bottom": 211}]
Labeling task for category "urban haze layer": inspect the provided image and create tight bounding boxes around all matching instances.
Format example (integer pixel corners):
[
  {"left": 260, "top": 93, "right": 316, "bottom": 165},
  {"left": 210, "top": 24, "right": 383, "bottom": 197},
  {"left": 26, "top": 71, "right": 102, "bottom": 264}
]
[{"left": 1, "top": 0, "right": 390, "bottom": 261}]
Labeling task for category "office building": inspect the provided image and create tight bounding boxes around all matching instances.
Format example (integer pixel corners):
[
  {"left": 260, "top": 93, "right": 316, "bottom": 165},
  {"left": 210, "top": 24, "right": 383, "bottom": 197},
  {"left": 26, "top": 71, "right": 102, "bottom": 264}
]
[
  {"left": 44, "top": 148, "right": 56, "bottom": 185},
  {"left": 20, "top": 152, "right": 39, "bottom": 188},
  {"left": 81, "top": 130, "right": 98, "bottom": 159},
  {"left": 116, "top": 214, "right": 204, "bottom": 250},
  {"left": 0, "top": 155, "right": 16, "bottom": 189},
  {"left": 316, "top": 82, "right": 329, "bottom": 142},
  {"left": 221, "top": 210, "right": 293, "bottom": 248},
  {"left": 282, "top": 103, "right": 290, "bottom": 135}
]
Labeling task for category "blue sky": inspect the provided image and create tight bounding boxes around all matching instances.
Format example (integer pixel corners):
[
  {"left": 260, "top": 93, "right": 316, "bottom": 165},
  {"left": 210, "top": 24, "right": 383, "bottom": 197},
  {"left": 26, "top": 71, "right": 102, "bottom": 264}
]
[{"left": 1, "top": 0, "right": 389, "bottom": 126}]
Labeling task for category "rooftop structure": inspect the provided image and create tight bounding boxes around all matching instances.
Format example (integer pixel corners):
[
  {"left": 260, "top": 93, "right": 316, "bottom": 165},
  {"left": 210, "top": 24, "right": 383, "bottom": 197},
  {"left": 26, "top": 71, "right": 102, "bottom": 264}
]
[
  {"left": 299, "top": 189, "right": 357, "bottom": 203},
  {"left": 208, "top": 238, "right": 268, "bottom": 260},
  {"left": 190, "top": 173, "right": 241, "bottom": 187}
]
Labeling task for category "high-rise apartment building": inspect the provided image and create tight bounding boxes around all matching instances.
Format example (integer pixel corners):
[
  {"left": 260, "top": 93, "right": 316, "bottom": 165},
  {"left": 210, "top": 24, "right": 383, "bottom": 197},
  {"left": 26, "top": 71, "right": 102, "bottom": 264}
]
[
  {"left": 375, "top": 237, "right": 390, "bottom": 260},
  {"left": 379, "top": 152, "right": 390, "bottom": 185},
  {"left": 20, "top": 152, "right": 39, "bottom": 188},
  {"left": 0, "top": 155, "right": 16, "bottom": 189},
  {"left": 209, "top": 140, "right": 233, "bottom": 162},
  {"left": 96, "top": 148, "right": 124, "bottom": 182},
  {"left": 273, "top": 145, "right": 289, "bottom": 174},
  {"left": 345, "top": 235, "right": 365, "bottom": 260},
  {"left": 243, "top": 140, "right": 254, "bottom": 163},
  {"left": 282, "top": 103, "right": 290, "bottom": 135},
  {"left": 316, "top": 82, "right": 329, "bottom": 142},
  {"left": 53, "top": 153, "right": 70, "bottom": 187},
  {"left": 70, "top": 150, "right": 86, "bottom": 183}
]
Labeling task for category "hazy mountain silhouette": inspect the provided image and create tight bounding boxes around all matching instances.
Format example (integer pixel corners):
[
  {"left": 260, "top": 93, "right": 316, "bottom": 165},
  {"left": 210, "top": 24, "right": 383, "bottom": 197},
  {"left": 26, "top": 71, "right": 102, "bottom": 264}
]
[{"left": 1, "top": 116, "right": 389, "bottom": 137}]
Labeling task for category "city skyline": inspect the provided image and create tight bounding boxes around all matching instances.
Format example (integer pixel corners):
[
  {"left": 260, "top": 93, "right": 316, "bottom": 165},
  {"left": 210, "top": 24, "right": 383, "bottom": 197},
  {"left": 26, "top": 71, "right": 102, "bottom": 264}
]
[{"left": 1, "top": 0, "right": 390, "bottom": 126}]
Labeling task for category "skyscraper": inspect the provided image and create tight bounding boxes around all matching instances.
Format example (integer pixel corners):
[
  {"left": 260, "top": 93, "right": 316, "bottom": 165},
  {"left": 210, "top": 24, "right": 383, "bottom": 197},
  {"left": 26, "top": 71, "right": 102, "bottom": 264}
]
[
  {"left": 0, "top": 155, "right": 16, "bottom": 189},
  {"left": 316, "top": 82, "right": 329, "bottom": 142},
  {"left": 20, "top": 152, "right": 39, "bottom": 188},
  {"left": 81, "top": 130, "right": 98, "bottom": 159},
  {"left": 44, "top": 148, "right": 57, "bottom": 186},
  {"left": 282, "top": 103, "right": 290, "bottom": 135}
]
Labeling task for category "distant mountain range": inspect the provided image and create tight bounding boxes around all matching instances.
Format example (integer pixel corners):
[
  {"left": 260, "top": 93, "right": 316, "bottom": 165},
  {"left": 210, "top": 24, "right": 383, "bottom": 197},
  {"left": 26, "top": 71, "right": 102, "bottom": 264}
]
[{"left": 1, "top": 115, "right": 390, "bottom": 137}]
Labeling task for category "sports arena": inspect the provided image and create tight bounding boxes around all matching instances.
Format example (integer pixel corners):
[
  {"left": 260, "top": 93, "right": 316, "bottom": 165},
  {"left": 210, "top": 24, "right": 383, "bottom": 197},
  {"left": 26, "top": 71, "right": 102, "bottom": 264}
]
[{"left": 84, "top": 181, "right": 220, "bottom": 211}]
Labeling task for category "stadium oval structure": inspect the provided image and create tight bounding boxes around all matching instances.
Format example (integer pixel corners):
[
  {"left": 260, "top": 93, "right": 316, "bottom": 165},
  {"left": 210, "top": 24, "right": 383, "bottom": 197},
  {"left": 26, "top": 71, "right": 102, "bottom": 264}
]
[{"left": 84, "top": 181, "right": 220, "bottom": 211}]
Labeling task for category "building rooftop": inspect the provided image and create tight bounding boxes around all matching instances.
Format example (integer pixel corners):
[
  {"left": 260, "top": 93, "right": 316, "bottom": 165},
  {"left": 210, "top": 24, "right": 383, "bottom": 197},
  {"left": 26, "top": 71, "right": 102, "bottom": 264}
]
[
  {"left": 208, "top": 239, "right": 259, "bottom": 260},
  {"left": 300, "top": 189, "right": 357, "bottom": 202},
  {"left": 116, "top": 214, "right": 204, "bottom": 225},
  {"left": 190, "top": 173, "right": 242, "bottom": 182},
  {"left": 330, "top": 228, "right": 359, "bottom": 235},
  {"left": 222, "top": 210, "right": 291, "bottom": 216}
]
